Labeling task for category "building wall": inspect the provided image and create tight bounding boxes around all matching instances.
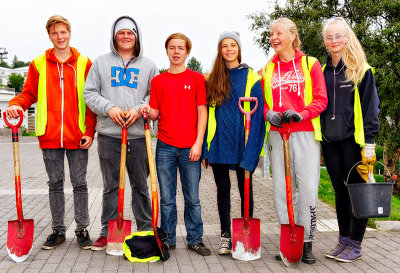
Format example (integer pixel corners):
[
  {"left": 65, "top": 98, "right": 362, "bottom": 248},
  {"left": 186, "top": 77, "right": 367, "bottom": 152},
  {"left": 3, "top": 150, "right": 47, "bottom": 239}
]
[
  {"left": 0, "top": 66, "right": 29, "bottom": 86},
  {"left": 0, "top": 89, "right": 34, "bottom": 130}
]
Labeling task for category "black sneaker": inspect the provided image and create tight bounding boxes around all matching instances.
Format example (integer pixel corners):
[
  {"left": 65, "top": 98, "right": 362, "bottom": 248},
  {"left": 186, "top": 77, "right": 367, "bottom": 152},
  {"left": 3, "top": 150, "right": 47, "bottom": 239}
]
[
  {"left": 165, "top": 242, "right": 176, "bottom": 250},
  {"left": 76, "top": 229, "right": 93, "bottom": 250},
  {"left": 42, "top": 230, "right": 66, "bottom": 250},
  {"left": 188, "top": 242, "right": 211, "bottom": 256}
]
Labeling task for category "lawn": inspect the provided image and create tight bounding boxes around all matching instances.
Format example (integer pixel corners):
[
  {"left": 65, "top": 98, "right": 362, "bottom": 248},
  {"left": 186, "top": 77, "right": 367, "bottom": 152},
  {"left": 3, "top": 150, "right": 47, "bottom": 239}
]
[{"left": 318, "top": 168, "right": 400, "bottom": 227}]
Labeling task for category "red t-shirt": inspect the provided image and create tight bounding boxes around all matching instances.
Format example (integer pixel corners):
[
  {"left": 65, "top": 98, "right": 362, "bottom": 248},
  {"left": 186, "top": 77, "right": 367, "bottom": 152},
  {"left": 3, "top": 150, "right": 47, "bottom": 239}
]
[{"left": 149, "top": 68, "right": 206, "bottom": 148}]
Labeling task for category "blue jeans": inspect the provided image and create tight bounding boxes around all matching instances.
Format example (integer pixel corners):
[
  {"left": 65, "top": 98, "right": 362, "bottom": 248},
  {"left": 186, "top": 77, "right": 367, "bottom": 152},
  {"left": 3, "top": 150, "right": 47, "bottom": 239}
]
[
  {"left": 156, "top": 139, "right": 203, "bottom": 246},
  {"left": 42, "top": 148, "right": 90, "bottom": 233}
]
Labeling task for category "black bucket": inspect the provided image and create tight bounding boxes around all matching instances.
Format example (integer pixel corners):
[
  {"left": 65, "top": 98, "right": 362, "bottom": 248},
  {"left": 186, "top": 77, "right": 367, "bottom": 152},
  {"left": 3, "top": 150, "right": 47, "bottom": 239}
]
[
  {"left": 346, "top": 161, "right": 396, "bottom": 219},
  {"left": 347, "top": 182, "right": 394, "bottom": 219}
]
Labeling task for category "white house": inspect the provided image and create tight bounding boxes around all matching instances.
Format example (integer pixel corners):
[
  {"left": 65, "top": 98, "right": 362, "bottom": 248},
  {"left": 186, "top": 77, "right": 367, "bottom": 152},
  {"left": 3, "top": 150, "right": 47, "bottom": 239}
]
[{"left": 0, "top": 66, "right": 29, "bottom": 86}]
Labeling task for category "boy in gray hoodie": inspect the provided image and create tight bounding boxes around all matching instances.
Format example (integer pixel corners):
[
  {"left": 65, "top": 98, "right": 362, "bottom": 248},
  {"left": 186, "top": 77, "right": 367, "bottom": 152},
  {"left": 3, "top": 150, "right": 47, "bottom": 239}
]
[{"left": 84, "top": 16, "right": 157, "bottom": 250}]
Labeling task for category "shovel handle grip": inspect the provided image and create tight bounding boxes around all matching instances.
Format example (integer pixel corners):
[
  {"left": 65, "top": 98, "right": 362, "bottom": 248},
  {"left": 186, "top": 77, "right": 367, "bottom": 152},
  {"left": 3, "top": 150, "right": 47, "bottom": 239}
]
[
  {"left": 238, "top": 97, "right": 258, "bottom": 130},
  {"left": 3, "top": 110, "right": 24, "bottom": 137}
]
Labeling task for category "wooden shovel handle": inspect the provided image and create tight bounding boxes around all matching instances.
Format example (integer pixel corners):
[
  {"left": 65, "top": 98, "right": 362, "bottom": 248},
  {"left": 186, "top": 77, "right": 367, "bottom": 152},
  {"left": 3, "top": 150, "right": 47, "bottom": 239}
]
[
  {"left": 117, "top": 122, "right": 128, "bottom": 229},
  {"left": 282, "top": 139, "right": 295, "bottom": 229},
  {"left": 238, "top": 97, "right": 258, "bottom": 229},
  {"left": 143, "top": 113, "right": 159, "bottom": 228},
  {"left": 4, "top": 111, "right": 24, "bottom": 223}
]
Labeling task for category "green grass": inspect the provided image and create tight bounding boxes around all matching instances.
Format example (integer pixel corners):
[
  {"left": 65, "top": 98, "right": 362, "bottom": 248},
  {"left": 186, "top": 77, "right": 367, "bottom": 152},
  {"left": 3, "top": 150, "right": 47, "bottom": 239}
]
[{"left": 318, "top": 168, "right": 400, "bottom": 227}]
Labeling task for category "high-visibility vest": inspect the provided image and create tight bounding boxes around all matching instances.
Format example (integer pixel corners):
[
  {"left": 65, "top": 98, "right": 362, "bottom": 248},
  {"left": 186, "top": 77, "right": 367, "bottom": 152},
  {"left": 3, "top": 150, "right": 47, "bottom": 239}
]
[
  {"left": 206, "top": 68, "right": 261, "bottom": 151},
  {"left": 262, "top": 55, "right": 322, "bottom": 141},
  {"left": 123, "top": 231, "right": 161, "bottom": 263},
  {"left": 33, "top": 53, "right": 88, "bottom": 136},
  {"left": 322, "top": 62, "right": 373, "bottom": 147}
]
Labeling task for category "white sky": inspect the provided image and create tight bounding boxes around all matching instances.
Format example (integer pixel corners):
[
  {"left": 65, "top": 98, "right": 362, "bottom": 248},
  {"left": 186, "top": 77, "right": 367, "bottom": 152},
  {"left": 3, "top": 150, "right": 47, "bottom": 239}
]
[{"left": 0, "top": 0, "right": 275, "bottom": 72}]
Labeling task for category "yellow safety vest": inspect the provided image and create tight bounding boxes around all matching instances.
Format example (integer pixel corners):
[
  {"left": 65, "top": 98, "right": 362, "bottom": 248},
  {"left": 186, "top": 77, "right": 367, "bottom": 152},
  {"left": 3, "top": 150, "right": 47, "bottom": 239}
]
[
  {"left": 262, "top": 55, "right": 322, "bottom": 141},
  {"left": 33, "top": 53, "right": 88, "bottom": 136},
  {"left": 206, "top": 68, "right": 261, "bottom": 151},
  {"left": 322, "top": 62, "right": 373, "bottom": 147},
  {"left": 123, "top": 231, "right": 161, "bottom": 263}
]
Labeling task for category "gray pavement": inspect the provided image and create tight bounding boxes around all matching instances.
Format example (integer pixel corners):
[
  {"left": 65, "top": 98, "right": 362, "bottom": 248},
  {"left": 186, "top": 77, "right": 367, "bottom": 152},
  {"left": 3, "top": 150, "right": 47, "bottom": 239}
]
[{"left": 0, "top": 136, "right": 399, "bottom": 272}]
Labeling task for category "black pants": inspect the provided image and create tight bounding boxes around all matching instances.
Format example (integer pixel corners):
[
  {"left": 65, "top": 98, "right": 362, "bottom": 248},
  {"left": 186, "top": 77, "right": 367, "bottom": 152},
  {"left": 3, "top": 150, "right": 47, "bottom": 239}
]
[
  {"left": 321, "top": 138, "right": 368, "bottom": 242},
  {"left": 211, "top": 164, "right": 254, "bottom": 236}
]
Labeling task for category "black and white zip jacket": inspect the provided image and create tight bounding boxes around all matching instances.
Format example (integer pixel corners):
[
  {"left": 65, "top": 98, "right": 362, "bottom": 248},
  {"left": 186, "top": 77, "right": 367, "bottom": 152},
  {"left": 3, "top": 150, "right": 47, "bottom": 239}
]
[{"left": 320, "top": 56, "right": 380, "bottom": 144}]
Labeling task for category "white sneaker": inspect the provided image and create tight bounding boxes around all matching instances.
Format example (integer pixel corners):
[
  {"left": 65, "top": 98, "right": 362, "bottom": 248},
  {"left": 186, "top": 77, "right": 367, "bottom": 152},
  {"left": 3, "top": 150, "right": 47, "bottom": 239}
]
[{"left": 218, "top": 231, "right": 232, "bottom": 255}]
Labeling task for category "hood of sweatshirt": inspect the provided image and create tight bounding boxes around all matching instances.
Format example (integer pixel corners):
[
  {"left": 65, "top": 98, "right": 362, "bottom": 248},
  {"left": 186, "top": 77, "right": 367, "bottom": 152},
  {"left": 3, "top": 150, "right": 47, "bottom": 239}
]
[
  {"left": 45, "top": 47, "right": 80, "bottom": 64},
  {"left": 110, "top": 16, "right": 143, "bottom": 61},
  {"left": 270, "top": 49, "right": 305, "bottom": 64}
]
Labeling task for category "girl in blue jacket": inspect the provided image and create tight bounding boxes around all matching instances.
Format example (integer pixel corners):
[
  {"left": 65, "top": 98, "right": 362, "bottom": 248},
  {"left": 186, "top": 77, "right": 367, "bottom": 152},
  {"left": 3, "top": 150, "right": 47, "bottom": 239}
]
[{"left": 202, "top": 31, "right": 265, "bottom": 255}]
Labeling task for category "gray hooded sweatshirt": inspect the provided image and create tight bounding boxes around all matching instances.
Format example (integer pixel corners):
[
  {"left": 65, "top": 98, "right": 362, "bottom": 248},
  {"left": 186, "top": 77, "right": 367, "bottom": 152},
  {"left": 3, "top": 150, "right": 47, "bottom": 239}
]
[{"left": 84, "top": 16, "right": 158, "bottom": 139}]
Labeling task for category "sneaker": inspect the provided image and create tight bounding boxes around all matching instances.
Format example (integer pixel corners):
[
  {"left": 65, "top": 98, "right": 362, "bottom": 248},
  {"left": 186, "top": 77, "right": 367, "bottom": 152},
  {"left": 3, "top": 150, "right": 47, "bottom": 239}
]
[
  {"left": 188, "top": 242, "right": 211, "bottom": 256},
  {"left": 335, "top": 239, "right": 362, "bottom": 263},
  {"left": 325, "top": 236, "right": 349, "bottom": 259},
  {"left": 217, "top": 231, "right": 232, "bottom": 255},
  {"left": 76, "top": 229, "right": 93, "bottom": 250},
  {"left": 91, "top": 236, "right": 107, "bottom": 251},
  {"left": 42, "top": 230, "right": 66, "bottom": 250},
  {"left": 165, "top": 242, "right": 176, "bottom": 250}
]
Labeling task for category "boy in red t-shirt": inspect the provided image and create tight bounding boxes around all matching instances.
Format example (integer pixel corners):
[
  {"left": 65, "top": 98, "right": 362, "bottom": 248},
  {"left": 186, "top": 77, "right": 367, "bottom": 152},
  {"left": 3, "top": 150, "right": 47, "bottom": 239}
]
[{"left": 139, "top": 33, "right": 210, "bottom": 256}]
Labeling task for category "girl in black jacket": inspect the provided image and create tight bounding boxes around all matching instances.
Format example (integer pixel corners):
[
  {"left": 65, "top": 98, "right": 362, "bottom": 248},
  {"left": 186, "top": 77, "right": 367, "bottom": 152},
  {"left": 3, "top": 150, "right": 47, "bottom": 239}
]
[{"left": 321, "top": 17, "right": 379, "bottom": 263}]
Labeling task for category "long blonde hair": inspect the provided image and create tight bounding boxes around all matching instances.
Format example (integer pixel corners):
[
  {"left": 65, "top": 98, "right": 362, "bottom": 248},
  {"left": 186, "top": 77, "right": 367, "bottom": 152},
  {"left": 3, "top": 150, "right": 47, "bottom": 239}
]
[
  {"left": 271, "top": 17, "right": 301, "bottom": 51},
  {"left": 323, "top": 17, "right": 367, "bottom": 85}
]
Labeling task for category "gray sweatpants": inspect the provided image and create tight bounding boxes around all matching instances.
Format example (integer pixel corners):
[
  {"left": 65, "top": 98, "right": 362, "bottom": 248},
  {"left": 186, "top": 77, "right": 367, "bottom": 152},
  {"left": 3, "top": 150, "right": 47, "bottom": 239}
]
[
  {"left": 97, "top": 134, "right": 152, "bottom": 236},
  {"left": 268, "top": 131, "right": 320, "bottom": 242}
]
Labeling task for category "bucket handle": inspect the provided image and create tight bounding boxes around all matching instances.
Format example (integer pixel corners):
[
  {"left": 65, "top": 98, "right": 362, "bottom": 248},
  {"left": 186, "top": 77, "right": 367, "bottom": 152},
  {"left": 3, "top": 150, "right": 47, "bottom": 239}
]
[{"left": 345, "top": 161, "right": 397, "bottom": 185}]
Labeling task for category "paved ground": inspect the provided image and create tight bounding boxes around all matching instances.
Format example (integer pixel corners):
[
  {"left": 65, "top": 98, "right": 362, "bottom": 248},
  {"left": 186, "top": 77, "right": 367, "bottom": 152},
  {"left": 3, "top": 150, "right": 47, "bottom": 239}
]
[{"left": 0, "top": 136, "right": 399, "bottom": 272}]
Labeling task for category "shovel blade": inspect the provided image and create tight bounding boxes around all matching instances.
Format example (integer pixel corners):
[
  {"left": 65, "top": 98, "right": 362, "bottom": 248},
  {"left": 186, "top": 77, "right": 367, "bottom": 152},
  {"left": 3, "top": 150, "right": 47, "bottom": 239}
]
[
  {"left": 232, "top": 217, "right": 261, "bottom": 261},
  {"left": 280, "top": 224, "right": 304, "bottom": 267},
  {"left": 107, "top": 219, "right": 131, "bottom": 256},
  {"left": 7, "top": 219, "right": 34, "bottom": 263}
]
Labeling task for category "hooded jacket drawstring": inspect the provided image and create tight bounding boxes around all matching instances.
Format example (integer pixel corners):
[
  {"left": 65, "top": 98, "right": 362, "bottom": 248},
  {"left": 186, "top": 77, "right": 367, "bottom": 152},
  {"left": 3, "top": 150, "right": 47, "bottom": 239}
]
[
  {"left": 277, "top": 61, "right": 282, "bottom": 107},
  {"left": 277, "top": 58, "right": 301, "bottom": 107},
  {"left": 292, "top": 58, "right": 301, "bottom": 96}
]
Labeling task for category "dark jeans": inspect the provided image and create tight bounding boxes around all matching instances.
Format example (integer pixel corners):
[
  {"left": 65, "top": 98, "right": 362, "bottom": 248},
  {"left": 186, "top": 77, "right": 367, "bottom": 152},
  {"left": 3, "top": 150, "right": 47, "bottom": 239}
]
[
  {"left": 156, "top": 139, "right": 203, "bottom": 246},
  {"left": 211, "top": 164, "right": 254, "bottom": 235},
  {"left": 322, "top": 137, "right": 368, "bottom": 242},
  {"left": 97, "top": 134, "right": 152, "bottom": 236},
  {"left": 42, "top": 148, "right": 90, "bottom": 233}
]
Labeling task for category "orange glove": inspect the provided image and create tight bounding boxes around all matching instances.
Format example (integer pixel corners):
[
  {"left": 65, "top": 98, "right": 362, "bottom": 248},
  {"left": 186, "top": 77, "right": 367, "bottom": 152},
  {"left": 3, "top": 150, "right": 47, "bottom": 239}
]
[{"left": 356, "top": 144, "right": 376, "bottom": 183}]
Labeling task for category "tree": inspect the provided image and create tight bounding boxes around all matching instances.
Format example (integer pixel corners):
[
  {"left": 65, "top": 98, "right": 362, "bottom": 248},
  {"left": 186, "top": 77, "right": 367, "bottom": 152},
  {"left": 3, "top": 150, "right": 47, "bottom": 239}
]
[
  {"left": 11, "top": 55, "right": 30, "bottom": 69},
  {"left": 248, "top": 0, "right": 400, "bottom": 192},
  {"left": 159, "top": 68, "right": 168, "bottom": 74},
  {"left": 8, "top": 73, "right": 25, "bottom": 91},
  {"left": 0, "top": 61, "right": 10, "bottom": 68},
  {"left": 187, "top": 57, "right": 203, "bottom": 73}
]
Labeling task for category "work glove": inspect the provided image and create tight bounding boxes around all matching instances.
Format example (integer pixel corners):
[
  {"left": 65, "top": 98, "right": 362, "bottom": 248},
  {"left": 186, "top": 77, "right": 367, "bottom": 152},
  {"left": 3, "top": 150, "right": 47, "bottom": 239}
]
[
  {"left": 282, "top": 110, "right": 303, "bottom": 123},
  {"left": 356, "top": 143, "right": 376, "bottom": 183},
  {"left": 265, "top": 110, "right": 283, "bottom": 128}
]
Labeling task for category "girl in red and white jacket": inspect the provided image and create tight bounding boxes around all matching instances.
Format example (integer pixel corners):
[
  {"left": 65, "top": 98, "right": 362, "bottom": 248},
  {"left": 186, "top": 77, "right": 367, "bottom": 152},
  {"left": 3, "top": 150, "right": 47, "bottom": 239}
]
[{"left": 261, "top": 17, "right": 327, "bottom": 264}]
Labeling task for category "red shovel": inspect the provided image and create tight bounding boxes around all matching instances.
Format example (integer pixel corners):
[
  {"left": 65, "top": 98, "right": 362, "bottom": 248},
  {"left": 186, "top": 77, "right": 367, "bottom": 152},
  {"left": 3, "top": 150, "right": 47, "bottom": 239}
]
[
  {"left": 107, "top": 124, "right": 132, "bottom": 255},
  {"left": 143, "top": 112, "right": 166, "bottom": 259},
  {"left": 232, "top": 97, "right": 261, "bottom": 261},
  {"left": 278, "top": 122, "right": 304, "bottom": 267},
  {"left": 4, "top": 111, "right": 34, "bottom": 262}
]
